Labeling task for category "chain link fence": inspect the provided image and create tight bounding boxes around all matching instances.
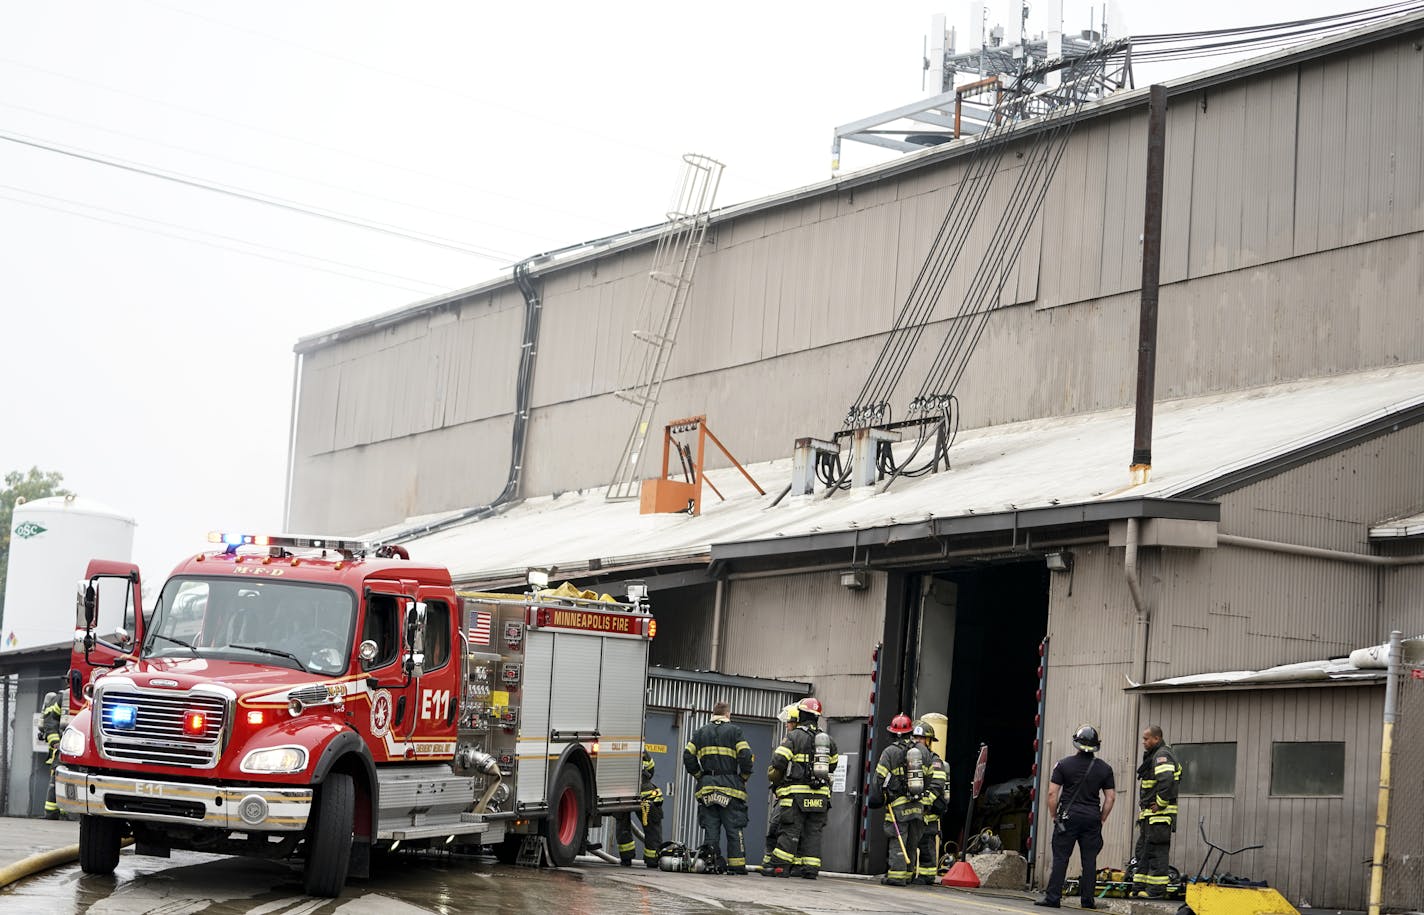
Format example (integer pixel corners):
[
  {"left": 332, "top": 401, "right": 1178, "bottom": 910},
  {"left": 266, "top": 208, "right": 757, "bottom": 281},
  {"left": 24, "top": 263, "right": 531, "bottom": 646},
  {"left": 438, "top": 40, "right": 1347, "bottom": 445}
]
[{"left": 1380, "top": 638, "right": 1423, "bottom": 913}]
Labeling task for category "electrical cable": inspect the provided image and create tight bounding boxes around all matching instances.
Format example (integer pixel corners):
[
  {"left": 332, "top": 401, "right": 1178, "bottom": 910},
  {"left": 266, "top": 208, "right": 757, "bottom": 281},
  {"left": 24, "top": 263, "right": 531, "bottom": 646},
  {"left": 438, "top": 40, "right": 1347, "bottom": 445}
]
[
  {"left": 0, "top": 189, "right": 442, "bottom": 294},
  {"left": 0, "top": 129, "right": 522, "bottom": 262}
]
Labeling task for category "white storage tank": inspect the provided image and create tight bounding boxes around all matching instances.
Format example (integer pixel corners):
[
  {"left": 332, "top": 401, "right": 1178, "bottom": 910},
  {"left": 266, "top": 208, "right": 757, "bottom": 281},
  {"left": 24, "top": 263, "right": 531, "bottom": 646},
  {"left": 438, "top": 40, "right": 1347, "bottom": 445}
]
[{"left": 3, "top": 494, "right": 136, "bottom": 651}]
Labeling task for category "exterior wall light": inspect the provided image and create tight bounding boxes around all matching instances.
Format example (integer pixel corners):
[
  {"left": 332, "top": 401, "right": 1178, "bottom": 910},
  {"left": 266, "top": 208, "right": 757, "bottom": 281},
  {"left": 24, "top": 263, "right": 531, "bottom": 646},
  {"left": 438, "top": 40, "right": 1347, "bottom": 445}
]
[
  {"left": 1045, "top": 551, "right": 1074, "bottom": 572},
  {"left": 840, "top": 570, "right": 868, "bottom": 590}
]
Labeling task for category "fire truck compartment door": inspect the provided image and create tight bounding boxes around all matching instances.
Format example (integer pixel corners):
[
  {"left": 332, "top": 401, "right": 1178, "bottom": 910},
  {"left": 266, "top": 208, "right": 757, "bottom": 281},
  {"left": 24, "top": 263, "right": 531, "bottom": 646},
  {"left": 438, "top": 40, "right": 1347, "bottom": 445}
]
[{"left": 594, "top": 636, "right": 648, "bottom": 799}]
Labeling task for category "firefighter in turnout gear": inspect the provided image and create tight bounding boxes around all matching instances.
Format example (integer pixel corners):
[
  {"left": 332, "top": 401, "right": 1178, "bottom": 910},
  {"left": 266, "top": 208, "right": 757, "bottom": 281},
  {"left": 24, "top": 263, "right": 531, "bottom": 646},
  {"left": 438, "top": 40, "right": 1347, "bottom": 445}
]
[
  {"left": 614, "top": 750, "right": 664, "bottom": 868},
  {"left": 869, "top": 713, "right": 925, "bottom": 886},
  {"left": 683, "top": 701, "right": 755, "bottom": 874},
  {"left": 766, "top": 697, "right": 838, "bottom": 879},
  {"left": 911, "top": 720, "right": 950, "bottom": 884},
  {"left": 1132, "top": 725, "right": 1181, "bottom": 898},
  {"left": 761, "top": 703, "right": 800, "bottom": 874},
  {"left": 39, "top": 691, "right": 64, "bottom": 819}
]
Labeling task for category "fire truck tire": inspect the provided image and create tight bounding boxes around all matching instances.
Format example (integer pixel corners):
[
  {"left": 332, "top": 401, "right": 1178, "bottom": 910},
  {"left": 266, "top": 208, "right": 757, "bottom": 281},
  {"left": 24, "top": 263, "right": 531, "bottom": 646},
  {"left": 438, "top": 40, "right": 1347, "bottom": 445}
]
[
  {"left": 78, "top": 814, "right": 123, "bottom": 874},
  {"left": 542, "top": 766, "right": 587, "bottom": 867},
  {"left": 303, "top": 772, "right": 355, "bottom": 897}
]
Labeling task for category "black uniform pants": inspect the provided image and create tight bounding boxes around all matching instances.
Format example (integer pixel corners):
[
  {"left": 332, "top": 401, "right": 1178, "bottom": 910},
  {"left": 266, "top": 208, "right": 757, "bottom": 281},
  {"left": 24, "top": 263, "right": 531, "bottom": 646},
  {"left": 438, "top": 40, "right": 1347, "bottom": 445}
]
[
  {"left": 698, "top": 798, "right": 748, "bottom": 870},
  {"left": 43, "top": 747, "right": 60, "bottom": 814},
  {"left": 614, "top": 800, "right": 663, "bottom": 865},
  {"left": 1132, "top": 819, "right": 1173, "bottom": 895},
  {"left": 883, "top": 813, "right": 925, "bottom": 884},
  {"left": 1045, "top": 813, "right": 1104, "bottom": 904},
  {"left": 771, "top": 795, "right": 829, "bottom": 875},
  {"left": 916, "top": 817, "right": 942, "bottom": 881}
]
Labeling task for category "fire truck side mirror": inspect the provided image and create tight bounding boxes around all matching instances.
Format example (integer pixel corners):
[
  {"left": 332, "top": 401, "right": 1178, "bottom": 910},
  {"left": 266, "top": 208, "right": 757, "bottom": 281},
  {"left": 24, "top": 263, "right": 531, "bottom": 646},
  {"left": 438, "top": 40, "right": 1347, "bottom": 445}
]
[{"left": 83, "top": 583, "right": 98, "bottom": 629}]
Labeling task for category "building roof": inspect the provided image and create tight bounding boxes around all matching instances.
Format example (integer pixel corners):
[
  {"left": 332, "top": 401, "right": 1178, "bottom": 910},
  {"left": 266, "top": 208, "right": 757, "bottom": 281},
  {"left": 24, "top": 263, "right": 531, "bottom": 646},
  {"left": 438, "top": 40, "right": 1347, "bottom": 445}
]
[
  {"left": 294, "top": 8, "right": 1424, "bottom": 356},
  {"left": 389, "top": 362, "right": 1424, "bottom": 587},
  {"left": 1370, "top": 512, "right": 1424, "bottom": 540},
  {"left": 1130, "top": 638, "right": 1424, "bottom": 693}
]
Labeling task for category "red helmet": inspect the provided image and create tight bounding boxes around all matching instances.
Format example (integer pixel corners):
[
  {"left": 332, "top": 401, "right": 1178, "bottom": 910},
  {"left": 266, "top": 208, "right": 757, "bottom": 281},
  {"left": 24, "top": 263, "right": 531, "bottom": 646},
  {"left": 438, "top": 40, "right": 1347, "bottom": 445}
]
[
  {"left": 797, "top": 697, "right": 822, "bottom": 716},
  {"left": 888, "top": 714, "right": 914, "bottom": 735}
]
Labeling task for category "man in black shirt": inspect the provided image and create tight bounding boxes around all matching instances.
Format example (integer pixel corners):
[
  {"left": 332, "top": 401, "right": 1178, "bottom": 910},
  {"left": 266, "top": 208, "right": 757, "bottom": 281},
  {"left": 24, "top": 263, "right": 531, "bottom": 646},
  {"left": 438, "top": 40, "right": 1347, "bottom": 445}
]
[{"left": 1036, "top": 725, "right": 1116, "bottom": 909}]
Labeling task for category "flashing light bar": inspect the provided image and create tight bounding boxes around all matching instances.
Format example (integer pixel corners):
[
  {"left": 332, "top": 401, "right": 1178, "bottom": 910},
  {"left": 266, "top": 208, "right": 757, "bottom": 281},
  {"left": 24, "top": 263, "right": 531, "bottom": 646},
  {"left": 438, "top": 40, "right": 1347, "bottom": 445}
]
[{"left": 207, "top": 532, "right": 371, "bottom": 553}]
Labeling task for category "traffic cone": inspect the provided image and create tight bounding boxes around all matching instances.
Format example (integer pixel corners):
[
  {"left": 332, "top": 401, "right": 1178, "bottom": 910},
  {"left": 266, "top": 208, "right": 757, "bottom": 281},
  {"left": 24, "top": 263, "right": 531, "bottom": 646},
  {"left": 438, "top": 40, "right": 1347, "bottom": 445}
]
[{"left": 942, "top": 860, "right": 980, "bottom": 887}]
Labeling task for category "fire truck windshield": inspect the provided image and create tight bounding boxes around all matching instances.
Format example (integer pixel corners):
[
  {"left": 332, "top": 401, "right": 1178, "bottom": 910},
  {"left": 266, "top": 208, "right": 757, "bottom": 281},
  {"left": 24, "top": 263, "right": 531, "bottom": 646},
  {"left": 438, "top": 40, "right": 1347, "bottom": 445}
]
[{"left": 144, "top": 577, "right": 356, "bottom": 675}]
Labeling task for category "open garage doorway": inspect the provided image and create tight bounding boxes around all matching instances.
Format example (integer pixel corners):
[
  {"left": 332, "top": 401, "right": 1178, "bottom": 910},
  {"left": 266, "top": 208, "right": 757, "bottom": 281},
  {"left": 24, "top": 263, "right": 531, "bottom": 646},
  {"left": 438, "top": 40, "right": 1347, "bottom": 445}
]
[{"left": 906, "top": 560, "right": 1048, "bottom": 858}]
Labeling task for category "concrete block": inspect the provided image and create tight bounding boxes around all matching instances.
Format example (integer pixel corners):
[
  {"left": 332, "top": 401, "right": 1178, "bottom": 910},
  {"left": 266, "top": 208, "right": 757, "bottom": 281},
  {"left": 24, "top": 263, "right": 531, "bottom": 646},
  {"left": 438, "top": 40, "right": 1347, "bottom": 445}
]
[{"left": 968, "top": 851, "right": 1028, "bottom": 889}]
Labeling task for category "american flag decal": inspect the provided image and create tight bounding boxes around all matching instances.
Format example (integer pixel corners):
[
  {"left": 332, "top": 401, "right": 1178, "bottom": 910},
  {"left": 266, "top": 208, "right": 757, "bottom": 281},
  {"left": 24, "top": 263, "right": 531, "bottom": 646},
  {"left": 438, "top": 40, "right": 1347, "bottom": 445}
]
[{"left": 468, "top": 610, "right": 492, "bottom": 646}]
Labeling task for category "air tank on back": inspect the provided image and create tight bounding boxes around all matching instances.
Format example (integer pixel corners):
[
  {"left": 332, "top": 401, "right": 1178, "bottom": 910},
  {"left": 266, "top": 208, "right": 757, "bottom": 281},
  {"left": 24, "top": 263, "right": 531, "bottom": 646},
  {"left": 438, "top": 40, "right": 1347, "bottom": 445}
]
[{"left": 3, "top": 495, "right": 136, "bottom": 651}]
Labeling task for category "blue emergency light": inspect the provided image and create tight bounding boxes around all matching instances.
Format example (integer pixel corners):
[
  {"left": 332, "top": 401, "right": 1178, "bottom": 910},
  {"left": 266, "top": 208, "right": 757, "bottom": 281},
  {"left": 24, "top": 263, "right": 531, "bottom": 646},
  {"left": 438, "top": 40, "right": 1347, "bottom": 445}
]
[{"left": 109, "top": 704, "right": 138, "bottom": 729}]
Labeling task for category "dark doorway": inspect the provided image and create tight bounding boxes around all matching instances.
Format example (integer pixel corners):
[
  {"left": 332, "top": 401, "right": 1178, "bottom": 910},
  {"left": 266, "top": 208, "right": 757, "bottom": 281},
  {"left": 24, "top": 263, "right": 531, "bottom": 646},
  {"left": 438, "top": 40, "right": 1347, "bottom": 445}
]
[{"left": 909, "top": 560, "right": 1048, "bottom": 857}]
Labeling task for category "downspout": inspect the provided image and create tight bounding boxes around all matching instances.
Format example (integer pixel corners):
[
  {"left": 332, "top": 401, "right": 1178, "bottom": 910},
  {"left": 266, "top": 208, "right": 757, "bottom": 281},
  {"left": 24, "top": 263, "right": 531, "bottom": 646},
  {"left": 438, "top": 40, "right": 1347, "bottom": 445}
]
[
  {"left": 708, "top": 578, "right": 726, "bottom": 670},
  {"left": 1123, "top": 517, "right": 1150, "bottom": 865}
]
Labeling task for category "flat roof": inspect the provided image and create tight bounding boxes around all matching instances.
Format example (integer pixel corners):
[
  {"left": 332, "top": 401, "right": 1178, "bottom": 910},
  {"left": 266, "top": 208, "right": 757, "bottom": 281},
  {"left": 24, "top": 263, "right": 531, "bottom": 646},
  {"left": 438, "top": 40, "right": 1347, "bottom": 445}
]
[
  {"left": 389, "top": 362, "right": 1424, "bottom": 586},
  {"left": 295, "top": 8, "right": 1424, "bottom": 356}
]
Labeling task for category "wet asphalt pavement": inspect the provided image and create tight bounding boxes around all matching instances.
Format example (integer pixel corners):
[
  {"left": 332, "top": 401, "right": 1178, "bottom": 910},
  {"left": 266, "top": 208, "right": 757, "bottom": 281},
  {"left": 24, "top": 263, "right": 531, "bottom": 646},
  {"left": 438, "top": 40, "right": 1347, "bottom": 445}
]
[{"left": 0, "top": 845, "right": 1043, "bottom": 915}]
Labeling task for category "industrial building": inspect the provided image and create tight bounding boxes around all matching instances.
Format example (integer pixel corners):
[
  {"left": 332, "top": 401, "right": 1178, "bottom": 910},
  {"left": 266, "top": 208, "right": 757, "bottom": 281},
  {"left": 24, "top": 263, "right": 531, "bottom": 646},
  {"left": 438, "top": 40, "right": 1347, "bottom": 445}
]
[{"left": 285, "top": 10, "right": 1424, "bottom": 909}]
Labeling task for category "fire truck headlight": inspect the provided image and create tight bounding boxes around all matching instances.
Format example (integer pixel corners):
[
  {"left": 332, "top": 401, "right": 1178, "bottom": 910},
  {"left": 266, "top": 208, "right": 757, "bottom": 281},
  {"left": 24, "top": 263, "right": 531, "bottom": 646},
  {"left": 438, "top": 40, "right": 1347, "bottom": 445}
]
[
  {"left": 59, "top": 727, "right": 86, "bottom": 757},
  {"left": 240, "top": 746, "right": 308, "bottom": 774}
]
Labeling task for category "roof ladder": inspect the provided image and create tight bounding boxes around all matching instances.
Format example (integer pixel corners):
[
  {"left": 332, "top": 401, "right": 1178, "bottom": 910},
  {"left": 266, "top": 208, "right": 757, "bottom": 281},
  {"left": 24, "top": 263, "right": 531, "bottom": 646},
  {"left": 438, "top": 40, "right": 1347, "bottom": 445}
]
[{"left": 606, "top": 153, "right": 724, "bottom": 501}]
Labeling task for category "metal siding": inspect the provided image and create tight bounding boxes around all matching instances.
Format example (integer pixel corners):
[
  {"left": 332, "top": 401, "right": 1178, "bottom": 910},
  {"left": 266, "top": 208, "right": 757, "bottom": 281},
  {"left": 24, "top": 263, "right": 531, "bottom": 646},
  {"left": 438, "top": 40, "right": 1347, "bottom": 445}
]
[
  {"left": 1160, "top": 100, "right": 1197, "bottom": 285},
  {"left": 720, "top": 572, "right": 886, "bottom": 718},
  {"left": 519, "top": 630, "right": 554, "bottom": 805},
  {"left": 596, "top": 637, "right": 648, "bottom": 798},
  {"left": 1143, "top": 685, "right": 1383, "bottom": 909}
]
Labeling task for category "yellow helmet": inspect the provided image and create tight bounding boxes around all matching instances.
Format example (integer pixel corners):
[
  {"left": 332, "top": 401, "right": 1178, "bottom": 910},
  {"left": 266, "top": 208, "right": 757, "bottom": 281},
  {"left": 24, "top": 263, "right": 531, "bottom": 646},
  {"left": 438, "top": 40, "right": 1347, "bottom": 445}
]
[{"left": 777, "top": 703, "right": 799, "bottom": 723}]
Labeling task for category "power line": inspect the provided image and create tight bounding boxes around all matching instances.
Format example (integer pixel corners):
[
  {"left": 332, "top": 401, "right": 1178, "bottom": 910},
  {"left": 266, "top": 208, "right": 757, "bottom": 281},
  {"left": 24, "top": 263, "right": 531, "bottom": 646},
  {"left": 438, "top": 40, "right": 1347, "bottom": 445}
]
[
  {"left": 0, "top": 99, "right": 569, "bottom": 248},
  {"left": 0, "top": 128, "right": 522, "bottom": 262},
  {"left": 0, "top": 188, "right": 445, "bottom": 294},
  {"left": 0, "top": 57, "right": 620, "bottom": 232}
]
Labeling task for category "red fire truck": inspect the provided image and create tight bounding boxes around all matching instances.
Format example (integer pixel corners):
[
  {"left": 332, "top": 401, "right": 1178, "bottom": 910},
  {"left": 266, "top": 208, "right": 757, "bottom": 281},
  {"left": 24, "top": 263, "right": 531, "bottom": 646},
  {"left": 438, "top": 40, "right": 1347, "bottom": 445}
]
[{"left": 55, "top": 533, "right": 654, "bottom": 897}]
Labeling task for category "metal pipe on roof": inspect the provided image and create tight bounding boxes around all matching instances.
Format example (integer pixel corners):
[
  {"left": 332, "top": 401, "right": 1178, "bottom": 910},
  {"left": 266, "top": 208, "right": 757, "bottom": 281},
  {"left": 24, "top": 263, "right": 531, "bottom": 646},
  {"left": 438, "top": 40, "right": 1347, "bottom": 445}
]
[
  {"left": 1131, "top": 84, "right": 1168, "bottom": 485},
  {"left": 1218, "top": 534, "right": 1424, "bottom": 566}
]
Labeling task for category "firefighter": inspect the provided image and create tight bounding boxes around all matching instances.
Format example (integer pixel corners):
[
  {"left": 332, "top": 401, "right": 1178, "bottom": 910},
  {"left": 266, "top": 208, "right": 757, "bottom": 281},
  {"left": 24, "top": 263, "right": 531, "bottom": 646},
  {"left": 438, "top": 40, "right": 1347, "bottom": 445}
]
[
  {"left": 766, "top": 696, "right": 838, "bottom": 879},
  {"left": 760, "top": 703, "right": 799, "bottom": 875},
  {"left": 38, "top": 691, "right": 64, "bottom": 820},
  {"left": 869, "top": 713, "right": 925, "bottom": 886},
  {"left": 1132, "top": 725, "right": 1181, "bottom": 899},
  {"left": 614, "top": 750, "right": 664, "bottom": 868},
  {"left": 683, "top": 701, "right": 754, "bottom": 874},
  {"left": 911, "top": 720, "right": 950, "bottom": 885}
]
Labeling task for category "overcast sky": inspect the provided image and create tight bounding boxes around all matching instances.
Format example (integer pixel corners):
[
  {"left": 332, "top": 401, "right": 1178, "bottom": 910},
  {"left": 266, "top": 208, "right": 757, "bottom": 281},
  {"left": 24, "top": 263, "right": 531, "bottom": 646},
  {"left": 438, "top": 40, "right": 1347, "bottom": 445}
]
[{"left": 0, "top": 0, "right": 1397, "bottom": 583}]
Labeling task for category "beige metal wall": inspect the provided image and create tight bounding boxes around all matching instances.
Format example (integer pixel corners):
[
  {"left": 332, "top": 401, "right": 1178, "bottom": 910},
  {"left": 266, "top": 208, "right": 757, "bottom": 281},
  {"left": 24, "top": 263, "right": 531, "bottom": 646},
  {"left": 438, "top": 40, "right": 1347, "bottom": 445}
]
[
  {"left": 719, "top": 571, "right": 886, "bottom": 719},
  {"left": 289, "top": 34, "right": 1424, "bottom": 539},
  {"left": 1141, "top": 685, "right": 1384, "bottom": 910}
]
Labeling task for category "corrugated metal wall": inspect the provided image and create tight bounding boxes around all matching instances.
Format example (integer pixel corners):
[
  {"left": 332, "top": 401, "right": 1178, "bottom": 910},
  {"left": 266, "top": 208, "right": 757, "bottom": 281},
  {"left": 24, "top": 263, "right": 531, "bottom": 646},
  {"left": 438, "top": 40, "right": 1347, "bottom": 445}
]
[
  {"left": 1141, "top": 685, "right": 1384, "bottom": 910},
  {"left": 289, "top": 35, "right": 1424, "bottom": 535},
  {"left": 720, "top": 571, "right": 886, "bottom": 718}
]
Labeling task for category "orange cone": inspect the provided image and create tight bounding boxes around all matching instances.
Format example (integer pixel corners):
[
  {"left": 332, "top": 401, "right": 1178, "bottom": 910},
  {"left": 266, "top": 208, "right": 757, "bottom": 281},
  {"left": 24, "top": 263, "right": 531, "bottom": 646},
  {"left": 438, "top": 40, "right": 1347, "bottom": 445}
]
[{"left": 942, "top": 860, "right": 980, "bottom": 887}]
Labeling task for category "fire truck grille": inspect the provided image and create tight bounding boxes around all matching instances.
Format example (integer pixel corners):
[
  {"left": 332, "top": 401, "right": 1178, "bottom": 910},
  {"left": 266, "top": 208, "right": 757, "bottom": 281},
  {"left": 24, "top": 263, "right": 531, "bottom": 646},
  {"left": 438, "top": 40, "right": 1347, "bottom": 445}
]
[
  {"left": 105, "top": 793, "right": 207, "bottom": 821},
  {"left": 98, "top": 690, "right": 228, "bottom": 768}
]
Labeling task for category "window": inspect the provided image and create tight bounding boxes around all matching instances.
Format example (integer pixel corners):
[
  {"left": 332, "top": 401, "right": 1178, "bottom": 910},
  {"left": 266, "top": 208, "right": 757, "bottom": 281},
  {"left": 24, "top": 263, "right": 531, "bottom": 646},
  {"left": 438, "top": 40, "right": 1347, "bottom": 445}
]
[
  {"left": 420, "top": 600, "right": 451, "bottom": 672},
  {"left": 1175, "top": 742, "right": 1237, "bottom": 796},
  {"left": 1270, "top": 741, "right": 1346, "bottom": 796},
  {"left": 361, "top": 595, "right": 401, "bottom": 670}
]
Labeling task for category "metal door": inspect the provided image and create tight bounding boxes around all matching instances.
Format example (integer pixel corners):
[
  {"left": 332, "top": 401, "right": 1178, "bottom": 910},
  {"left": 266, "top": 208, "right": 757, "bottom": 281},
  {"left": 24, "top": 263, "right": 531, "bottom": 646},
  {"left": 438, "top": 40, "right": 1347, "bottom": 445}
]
[
  {"left": 643, "top": 710, "right": 682, "bottom": 844},
  {"left": 737, "top": 717, "right": 774, "bottom": 866},
  {"left": 823, "top": 718, "right": 867, "bottom": 874}
]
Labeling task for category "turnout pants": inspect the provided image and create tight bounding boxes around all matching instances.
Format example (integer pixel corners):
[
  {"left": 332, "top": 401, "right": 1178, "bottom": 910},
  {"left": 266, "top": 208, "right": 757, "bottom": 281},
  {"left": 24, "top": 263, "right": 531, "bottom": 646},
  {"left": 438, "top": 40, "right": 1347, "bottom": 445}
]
[
  {"left": 770, "top": 795, "right": 830, "bottom": 876},
  {"left": 762, "top": 801, "right": 783, "bottom": 867},
  {"left": 883, "top": 813, "right": 925, "bottom": 884},
  {"left": 1045, "top": 814, "right": 1104, "bottom": 904},
  {"left": 698, "top": 798, "right": 748, "bottom": 871},
  {"left": 615, "top": 800, "right": 663, "bottom": 866},
  {"left": 1132, "top": 818, "right": 1173, "bottom": 896},
  {"left": 43, "top": 749, "right": 60, "bottom": 817},
  {"left": 916, "top": 818, "right": 942, "bottom": 882}
]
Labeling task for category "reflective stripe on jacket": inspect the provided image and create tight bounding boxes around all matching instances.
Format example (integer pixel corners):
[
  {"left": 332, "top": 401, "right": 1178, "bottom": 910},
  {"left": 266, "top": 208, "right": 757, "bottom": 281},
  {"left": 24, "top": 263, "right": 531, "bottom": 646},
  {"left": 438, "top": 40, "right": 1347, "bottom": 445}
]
[
  {"left": 1137, "top": 743, "right": 1181, "bottom": 822},
  {"left": 769, "top": 724, "right": 839, "bottom": 803},
  {"left": 683, "top": 717, "right": 754, "bottom": 801}
]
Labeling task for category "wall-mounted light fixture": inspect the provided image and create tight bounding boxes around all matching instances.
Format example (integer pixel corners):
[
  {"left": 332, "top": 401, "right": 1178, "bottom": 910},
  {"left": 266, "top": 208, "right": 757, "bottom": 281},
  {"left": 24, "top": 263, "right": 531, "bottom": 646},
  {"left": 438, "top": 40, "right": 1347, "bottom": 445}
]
[
  {"left": 1045, "top": 551, "right": 1074, "bottom": 573},
  {"left": 839, "top": 569, "right": 868, "bottom": 591}
]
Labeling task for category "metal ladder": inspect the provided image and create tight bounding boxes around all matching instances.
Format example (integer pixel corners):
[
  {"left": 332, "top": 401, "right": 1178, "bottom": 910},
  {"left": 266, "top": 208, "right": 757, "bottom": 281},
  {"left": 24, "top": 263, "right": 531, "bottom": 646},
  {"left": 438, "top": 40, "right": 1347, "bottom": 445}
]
[{"left": 606, "top": 153, "right": 724, "bottom": 501}]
